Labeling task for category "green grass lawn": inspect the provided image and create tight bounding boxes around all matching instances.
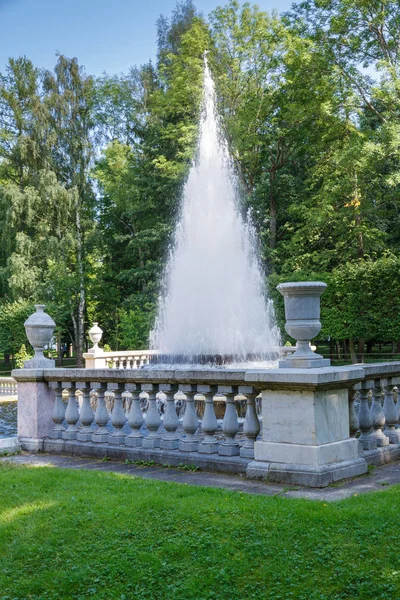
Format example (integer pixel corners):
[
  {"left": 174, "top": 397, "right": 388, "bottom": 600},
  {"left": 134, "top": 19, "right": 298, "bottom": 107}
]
[{"left": 1, "top": 463, "right": 399, "bottom": 600}]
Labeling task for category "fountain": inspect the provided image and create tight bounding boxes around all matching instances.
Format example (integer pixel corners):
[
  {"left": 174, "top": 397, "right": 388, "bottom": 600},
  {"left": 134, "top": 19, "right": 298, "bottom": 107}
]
[
  {"left": 11, "top": 55, "right": 371, "bottom": 489},
  {"left": 150, "top": 55, "right": 280, "bottom": 366}
]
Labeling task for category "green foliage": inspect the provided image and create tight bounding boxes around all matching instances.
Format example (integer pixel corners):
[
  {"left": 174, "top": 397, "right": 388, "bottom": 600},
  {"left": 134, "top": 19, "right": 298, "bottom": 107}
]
[
  {"left": 2, "top": 2, "right": 400, "bottom": 356},
  {"left": 117, "top": 303, "right": 156, "bottom": 350},
  {"left": 14, "top": 344, "right": 32, "bottom": 368},
  {"left": 0, "top": 300, "right": 34, "bottom": 357}
]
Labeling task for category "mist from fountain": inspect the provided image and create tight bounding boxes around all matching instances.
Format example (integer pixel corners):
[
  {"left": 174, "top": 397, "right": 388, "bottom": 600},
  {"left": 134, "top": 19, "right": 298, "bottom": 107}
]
[{"left": 150, "top": 55, "right": 281, "bottom": 366}]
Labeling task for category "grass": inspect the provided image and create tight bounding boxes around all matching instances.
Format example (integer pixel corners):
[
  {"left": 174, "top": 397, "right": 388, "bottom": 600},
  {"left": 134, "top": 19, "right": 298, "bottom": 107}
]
[{"left": 0, "top": 464, "right": 400, "bottom": 600}]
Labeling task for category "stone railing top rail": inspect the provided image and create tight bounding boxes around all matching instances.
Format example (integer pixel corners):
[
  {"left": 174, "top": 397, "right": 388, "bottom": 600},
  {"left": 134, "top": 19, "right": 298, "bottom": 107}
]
[
  {"left": 97, "top": 350, "right": 156, "bottom": 358},
  {"left": 11, "top": 363, "right": 382, "bottom": 390}
]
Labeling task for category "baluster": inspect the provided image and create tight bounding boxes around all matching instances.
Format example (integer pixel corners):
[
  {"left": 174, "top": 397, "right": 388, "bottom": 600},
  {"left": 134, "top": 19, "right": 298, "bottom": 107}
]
[
  {"left": 198, "top": 384, "right": 219, "bottom": 454},
  {"left": 240, "top": 386, "right": 260, "bottom": 459},
  {"left": 133, "top": 356, "right": 139, "bottom": 369},
  {"left": 179, "top": 385, "right": 199, "bottom": 452},
  {"left": 92, "top": 384, "right": 110, "bottom": 443},
  {"left": 126, "top": 356, "right": 133, "bottom": 370},
  {"left": 76, "top": 382, "right": 94, "bottom": 442},
  {"left": 142, "top": 384, "right": 161, "bottom": 448},
  {"left": 349, "top": 390, "right": 359, "bottom": 438},
  {"left": 393, "top": 386, "right": 399, "bottom": 422},
  {"left": 383, "top": 378, "right": 400, "bottom": 443},
  {"left": 49, "top": 381, "right": 65, "bottom": 439},
  {"left": 160, "top": 385, "right": 180, "bottom": 450},
  {"left": 370, "top": 380, "right": 389, "bottom": 447},
  {"left": 109, "top": 384, "right": 126, "bottom": 445},
  {"left": 358, "top": 383, "right": 377, "bottom": 451},
  {"left": 219, "top": 386, "right": 240, "bottom": 456},
  {"left": 125, "top": 385, "right": 143, "bottom": 446},
  {"left": 62, "top": 382, "right": 79, "bottom": 440}
]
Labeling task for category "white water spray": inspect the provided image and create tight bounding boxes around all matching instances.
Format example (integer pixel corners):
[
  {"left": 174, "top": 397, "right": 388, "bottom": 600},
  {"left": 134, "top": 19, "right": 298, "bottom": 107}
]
[{"left": 150, "top": 56, "right": 281, "bottom": 361}]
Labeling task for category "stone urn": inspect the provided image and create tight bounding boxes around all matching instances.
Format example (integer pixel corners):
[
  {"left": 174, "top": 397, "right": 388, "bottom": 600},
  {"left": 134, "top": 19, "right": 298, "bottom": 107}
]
[
  {"left": 24, "top": 304, "right": 56, "bottom": 368},
  {"left": 277, "top": 282, "right": 330, "bottom": 368},
  {"left": 88, "top": 322, "right": 104, "bottom": 355}
]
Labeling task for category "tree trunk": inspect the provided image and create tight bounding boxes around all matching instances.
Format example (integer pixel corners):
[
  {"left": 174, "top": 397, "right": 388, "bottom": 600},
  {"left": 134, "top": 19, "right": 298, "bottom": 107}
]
[
  {"left": 75, "top": 193, "right": 85, "bottom": 368},
  {"left": 269, "top": 167, "right": 277, "bottom": 250},
  {"left": 336, "top": 342, "right": 341, "bottom": 360},
  {"left": 349, "top": 338, "right": 358, "bottom": 364},
  {"left": 357, "top": 338, "right": 365, "bottom": 363},
  {"left": 366, "top": 340, "right": 373, "bottom": 354},
  {"left": 56, "top": 336, "right": 63, "bottom": 367}
]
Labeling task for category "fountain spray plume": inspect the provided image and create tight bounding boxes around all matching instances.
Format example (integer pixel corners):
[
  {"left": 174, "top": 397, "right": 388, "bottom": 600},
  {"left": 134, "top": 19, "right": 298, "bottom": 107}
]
[{"left": 150, "top": 54, "right": 281, "bottom": 365}]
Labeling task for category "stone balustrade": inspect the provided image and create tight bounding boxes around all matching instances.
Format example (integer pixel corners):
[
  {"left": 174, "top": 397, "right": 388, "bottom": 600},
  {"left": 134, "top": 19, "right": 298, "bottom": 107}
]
[
  {"left": 14, "top": 361, "right": 400, "bottom": 486},
  {"left": 83, "top": 350, "right": 156, "bottom": 369},
  {"left": 0, "top": 377, "right": 17, "bottom": 396},
  {"left": 351, "top": 363, "right": 400, "bottom": 464}
]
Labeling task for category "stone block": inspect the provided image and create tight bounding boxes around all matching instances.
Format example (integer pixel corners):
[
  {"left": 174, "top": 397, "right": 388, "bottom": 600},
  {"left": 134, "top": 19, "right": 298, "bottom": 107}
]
[
  {"left": 160, "top": 438, "right": 180, "bottom": 450},
  {"left": 62, "top": 430, "right": 78, "bottom": 441},
  {"left": 254, "top": 438, "right": 359, "bottom": 466},
  {"left": 125, "top": 436, "right": 143, "bottom": 447},
  {"left": 142, "top": 436, "right": 161, "bottom": 449},
  {"left": 179, "top": 439, "right": 198, "bottom": 452},
  {"left": 108, "top": 434, "right": 126, "bottom": 446},
  {"left": 219, "top": 443, "right": 240, "bottom": 457},
  {"left": 261, "top": 388, "right": 350, "bottom": 446},
  {"left": 240, "top": 446, "right": 254, "bottom": 459},
  {"left": 92, "top": 432, "right": 109, "bottom": 443},
  {"left": 15, "top": 372, "right": 55, "bottom": 440},
  {"left": 0, "top": 437, "right": 21, "bottom": 454},
  {"left": 198, "top": 441, "right": 219, "bottom": 454}
]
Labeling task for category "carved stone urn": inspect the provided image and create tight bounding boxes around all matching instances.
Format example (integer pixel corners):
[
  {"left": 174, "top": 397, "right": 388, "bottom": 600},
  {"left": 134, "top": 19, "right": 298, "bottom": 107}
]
[
  {"left": 24, "top": 304, "right": 56, "bottom": 368},
  {"left": 88, "top": 322, "right": 104, "bottom": 355},
  {"left": 277, "top": 282, "right": 330, "bottom": 368}
]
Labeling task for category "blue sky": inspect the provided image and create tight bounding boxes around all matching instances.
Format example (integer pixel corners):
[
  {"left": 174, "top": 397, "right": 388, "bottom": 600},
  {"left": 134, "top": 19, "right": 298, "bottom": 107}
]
[{"left": 0, "top": 0, "right": 295, "bottom": 76}]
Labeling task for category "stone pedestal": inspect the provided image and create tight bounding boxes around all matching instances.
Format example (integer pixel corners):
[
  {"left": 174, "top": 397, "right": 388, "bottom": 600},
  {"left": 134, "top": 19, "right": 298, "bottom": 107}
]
[
  {"left": 12, "top": 369, "right": 55, "bottom": 449},
  {"left": 245, "top": 366, "right": 367, "bottom": 487}
]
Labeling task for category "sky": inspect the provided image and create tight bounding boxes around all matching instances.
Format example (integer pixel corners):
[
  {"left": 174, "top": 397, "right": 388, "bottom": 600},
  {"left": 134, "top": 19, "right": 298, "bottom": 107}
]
[{"left": 0, "top": 0, "right": 295, "bottom": 77}]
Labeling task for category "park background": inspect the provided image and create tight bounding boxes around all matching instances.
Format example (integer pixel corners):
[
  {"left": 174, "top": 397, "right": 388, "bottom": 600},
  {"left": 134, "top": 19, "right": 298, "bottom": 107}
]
[{"left": 1, "top": 0, "right": 400, "bottom": 370}]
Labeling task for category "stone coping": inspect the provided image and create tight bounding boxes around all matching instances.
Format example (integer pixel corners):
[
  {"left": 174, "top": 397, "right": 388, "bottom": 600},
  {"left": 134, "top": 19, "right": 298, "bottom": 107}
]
[{"left": 10, "top": 363, "right": 380, "bottom": 390}]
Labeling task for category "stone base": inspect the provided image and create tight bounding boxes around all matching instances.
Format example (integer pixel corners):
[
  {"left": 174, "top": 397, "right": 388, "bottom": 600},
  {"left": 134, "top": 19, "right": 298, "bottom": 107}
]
[
  {"left": 125, "top": 436, "right": 143, "bottom": 447},
  {"left": 240, "top": 446, "right": 255, "bottom": 459},
  {"left": 219, "top": 443, "right": 240, "bottom": 457},
  {"left": 142, "top": 436, "right": 161, "bottom": 449},
  {"left": 198, "top": 441, "right": 219, "bottom": 454},
  {"left": 255, "top": 438, "right": 359, "bottom": 466},
  {"left": 371, "top": 432, "right": 390, "bottom": 447},
  {"left": 279, "top": 357, "right": 331, "bottom": 369},
  {"left": 361, "top": 444, "right": 400, "bottom": 466},
  {"left": 358, "top": 437, "right": 377, "bottom": 451},
  {"left": 179, "top": 439, "right": 199, "bottom": 452},
  {"left": 49, "top": 429, "right": 65, "bottom": 440},
  {"left": 160, "top": 438, "right": 180, "bottom": 450},
  {"left": 246, "top": 457, "right": 367, "bottom": 487},
  {"left": 108, "top": 434, "right": 126, "bottom": 446},
  {"left": 0, "top": 437, "right": 21, "bottom": 454},
  {"left": 19, "top": 437, "right": 44, "bottom": 452},
  {"left": 76, "top": 431, "right": 93, "bottom": 442},
  {"left": 92, "top": 432, "right": 109, "bottom": 443},
  {"left": 385, "top": 430, "right": 400, "bottom": 444},
  {"left": 62, "top": 430, "right": 78, "bottom": 441}
]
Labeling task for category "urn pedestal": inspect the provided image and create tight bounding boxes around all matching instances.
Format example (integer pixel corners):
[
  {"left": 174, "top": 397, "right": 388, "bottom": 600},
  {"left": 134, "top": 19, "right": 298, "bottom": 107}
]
[
  {"left": 24, "top": 305, "right": 55, "bottom": 368},
  {"left": 277, "top": 282, "right": 330, "bottom": 369}
]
